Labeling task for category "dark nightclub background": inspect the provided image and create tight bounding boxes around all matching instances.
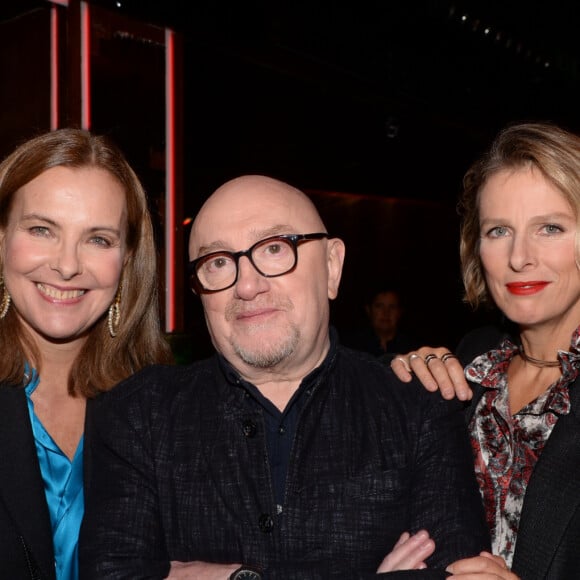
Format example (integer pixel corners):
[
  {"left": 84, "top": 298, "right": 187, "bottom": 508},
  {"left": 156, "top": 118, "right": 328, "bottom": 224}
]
[{"left": 2, "top": 0, "right": 580, "bottom": 358}]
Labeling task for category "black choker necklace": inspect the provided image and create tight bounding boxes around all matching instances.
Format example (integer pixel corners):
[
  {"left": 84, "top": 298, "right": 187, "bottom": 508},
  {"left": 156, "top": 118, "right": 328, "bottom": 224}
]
[{"left": 518, "top": 347, "right": 560, "bottom": 368}]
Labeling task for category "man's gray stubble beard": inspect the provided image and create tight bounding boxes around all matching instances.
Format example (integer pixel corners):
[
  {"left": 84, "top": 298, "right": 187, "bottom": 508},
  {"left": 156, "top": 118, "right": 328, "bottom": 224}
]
[{"left": 230, "top": 323, "right": 300, "bottom": 368}]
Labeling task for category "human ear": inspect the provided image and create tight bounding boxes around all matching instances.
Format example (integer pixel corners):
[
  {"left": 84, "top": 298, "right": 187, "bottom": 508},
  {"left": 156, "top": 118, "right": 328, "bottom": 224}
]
[{"left": 326, "top": 238, "right": 345, "bottom": 300}]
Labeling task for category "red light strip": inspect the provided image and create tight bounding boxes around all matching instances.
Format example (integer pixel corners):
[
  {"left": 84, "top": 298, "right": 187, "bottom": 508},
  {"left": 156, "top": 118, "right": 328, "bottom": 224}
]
[
  {"left": 80, "top": 1, "right": 91, "bottom": 129},
  {"left": 50, "top": 4, "right": 59, "bottom": 129},
  {"left": 165, "top": 28, "right": 176, "bottom": 332}
]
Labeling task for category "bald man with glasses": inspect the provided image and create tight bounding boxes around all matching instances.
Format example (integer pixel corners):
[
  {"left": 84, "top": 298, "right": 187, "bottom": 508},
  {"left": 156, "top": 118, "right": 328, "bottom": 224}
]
[{"left": 80, "top": 175, "right": 490, "bottom": 580}]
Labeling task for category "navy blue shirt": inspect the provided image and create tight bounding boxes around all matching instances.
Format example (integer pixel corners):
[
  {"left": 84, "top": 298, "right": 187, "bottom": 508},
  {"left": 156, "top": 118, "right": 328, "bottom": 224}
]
[{"left": 223, "top": 360, "right": 321, "bottom": 507}]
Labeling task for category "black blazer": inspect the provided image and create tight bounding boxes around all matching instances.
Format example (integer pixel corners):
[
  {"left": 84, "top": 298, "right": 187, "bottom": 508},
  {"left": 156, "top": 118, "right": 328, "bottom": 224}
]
[
  {"left": 458, "top": 326, "right": 580, "bottom": 580},
  {"left": 0, "top": 386, "right": 55, "bottom": 579}
]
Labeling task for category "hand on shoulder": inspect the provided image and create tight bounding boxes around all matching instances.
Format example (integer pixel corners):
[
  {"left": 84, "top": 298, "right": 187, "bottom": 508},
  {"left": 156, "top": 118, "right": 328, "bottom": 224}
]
[{"left": 391, "top": 346, "right": 472, "bottom": 401}]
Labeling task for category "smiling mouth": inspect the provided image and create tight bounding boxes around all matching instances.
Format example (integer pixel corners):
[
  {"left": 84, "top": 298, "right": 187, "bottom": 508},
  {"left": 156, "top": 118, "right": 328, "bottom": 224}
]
[
  {"left": 505, "top": 281, "right": 549, "bottom": 295},
  {"left": 37, "top": 283, "right": 86, "bottom": 300}
]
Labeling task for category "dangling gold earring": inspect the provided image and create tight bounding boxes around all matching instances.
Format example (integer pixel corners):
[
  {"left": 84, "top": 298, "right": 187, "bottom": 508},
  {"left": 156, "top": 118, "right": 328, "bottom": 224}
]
[
  {"left": 108, "top": 282, "right": 122, "bottom": 338},
  {"left": 0, "top": 277, "right": 10, "bottom": 320}
]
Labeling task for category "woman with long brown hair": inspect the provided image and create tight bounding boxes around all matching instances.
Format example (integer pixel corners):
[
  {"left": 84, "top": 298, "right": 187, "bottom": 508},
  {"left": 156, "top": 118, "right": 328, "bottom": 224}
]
[{"left": 0, "top": 128, "right": 172, "bottom": 579}]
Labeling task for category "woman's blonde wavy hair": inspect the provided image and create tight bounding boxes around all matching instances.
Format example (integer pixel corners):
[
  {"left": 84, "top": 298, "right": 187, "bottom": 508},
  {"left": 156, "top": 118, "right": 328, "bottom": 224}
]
[{"left": 460, "top": 122, "right": 580, "bottom": 309}]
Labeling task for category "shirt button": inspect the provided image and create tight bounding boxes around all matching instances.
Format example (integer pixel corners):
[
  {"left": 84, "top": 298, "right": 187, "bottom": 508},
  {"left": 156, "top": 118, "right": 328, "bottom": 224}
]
[
  {"left": 278, "top": 425, "right": 286, "bottom": 435},
  {"left": 258, "top": 513, "right": 274, "bottom": 533},
  {"left": 242, "top": 420, "right": 257, "bottom": 438}
]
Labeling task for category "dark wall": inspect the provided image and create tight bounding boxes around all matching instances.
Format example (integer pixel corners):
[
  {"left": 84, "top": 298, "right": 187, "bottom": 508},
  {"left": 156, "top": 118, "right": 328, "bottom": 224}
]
[
  {"left": 0, "top": 9, "right": 51, "bottom": 157},
  {"left": 311, "top": 191, "right": 489, "bottom": 348}
]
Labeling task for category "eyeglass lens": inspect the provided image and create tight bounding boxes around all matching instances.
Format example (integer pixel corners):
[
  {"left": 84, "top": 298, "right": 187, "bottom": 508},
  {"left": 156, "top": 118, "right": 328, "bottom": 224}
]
[{"left": 196, "top": 236, "right": 297, "bottom": 291}]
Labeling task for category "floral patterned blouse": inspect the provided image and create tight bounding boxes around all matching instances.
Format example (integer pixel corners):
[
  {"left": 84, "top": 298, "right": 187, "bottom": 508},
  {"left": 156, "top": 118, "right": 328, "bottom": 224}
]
[{"left": 465, "top": 328, "right": 580, "bottom": 567}]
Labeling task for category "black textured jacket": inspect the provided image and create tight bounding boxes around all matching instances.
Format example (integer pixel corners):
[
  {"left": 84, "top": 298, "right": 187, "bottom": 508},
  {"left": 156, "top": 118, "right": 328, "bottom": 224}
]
[{"left": 80, "top": 336, "right": 489, "bottom": 579}]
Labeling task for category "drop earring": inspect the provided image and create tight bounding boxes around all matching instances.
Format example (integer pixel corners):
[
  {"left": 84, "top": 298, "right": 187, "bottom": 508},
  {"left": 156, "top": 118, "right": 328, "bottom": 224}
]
[
  {"left": 108, "top": 282, "right": 122, "bottom": 337},
  {"left": 0, "top": 277, "right": 10, "bottom": 320}
]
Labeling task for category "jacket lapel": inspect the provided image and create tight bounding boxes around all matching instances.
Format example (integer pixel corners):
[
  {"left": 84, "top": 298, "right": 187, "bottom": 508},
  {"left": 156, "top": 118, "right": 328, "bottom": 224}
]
[
  {"left": 0, "top": 387, "right": 55, "bottom": 579},
  {"left": 511, "top": 376, "right": 580, "bottom": 578}
]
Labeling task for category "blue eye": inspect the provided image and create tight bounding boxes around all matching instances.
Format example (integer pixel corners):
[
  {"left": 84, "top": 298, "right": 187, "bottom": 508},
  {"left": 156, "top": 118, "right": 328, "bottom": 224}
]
[
  {"left": 486, "top": 226, "right": 508, "bottom": 238},
  {"left": 29, "top": 226, "right": 50, "bottom": 237},
  {"left": 542, "top": 224, "right": 564, "bottom": 234},
  {"left": 90, "top": 236, "right": 112, "bottom": 247}
]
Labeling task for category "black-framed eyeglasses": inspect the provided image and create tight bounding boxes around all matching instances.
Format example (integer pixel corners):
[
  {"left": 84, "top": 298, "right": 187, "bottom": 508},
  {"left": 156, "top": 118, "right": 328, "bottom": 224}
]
[{"left": 188, "top": 232, "right": 328, "bottom": 293}]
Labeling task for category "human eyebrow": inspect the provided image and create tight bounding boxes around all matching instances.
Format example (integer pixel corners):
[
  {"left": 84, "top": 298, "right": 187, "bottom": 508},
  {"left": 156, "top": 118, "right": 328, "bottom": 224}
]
[
  {"left": 197, "top": 225, "right": 296, "bottom": 256},
  {"left": 480, "top": 211, "right": 574, "bottom": 226},
  {"left": 249, "top": 224, "right": 295, "bottom": 239},
  {"left": 479, "top": 217, "right": 505, "bottom": 231},
  {"left": 197, "top": 240, "right": 232, "bottom": 256},
  {"left": 531, "top": 212, "right": 575, "bottom": 224},
  {"left": 21, "top": 213, "right": 58, "bottom": 226},
  {"left": 21, "top": 214, "right": 122, "bottom": 238},
  {"left": 87, "top": 226, "right": 122, "bottom": 237}
]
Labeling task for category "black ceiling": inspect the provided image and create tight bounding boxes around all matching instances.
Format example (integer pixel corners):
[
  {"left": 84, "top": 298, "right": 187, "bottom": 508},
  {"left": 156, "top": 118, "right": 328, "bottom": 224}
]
[
  {"left": 4, "top": 0, "right": 580, "bottom": 203},
  {"left": 113, "top": 0, "right": 580, "bottom": 202}
]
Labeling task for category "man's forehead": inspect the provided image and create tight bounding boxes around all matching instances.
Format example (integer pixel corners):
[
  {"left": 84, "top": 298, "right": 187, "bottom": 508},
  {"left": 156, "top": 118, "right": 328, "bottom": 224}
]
[
  {"left": 206, "top": 184, "right": 303, "bottom": 215},
  {"left": 196, "top": 195, "right": 314, "bottom": 229},
  {"left": 190, "top": 177, "right": 325, "bottom": 253}
]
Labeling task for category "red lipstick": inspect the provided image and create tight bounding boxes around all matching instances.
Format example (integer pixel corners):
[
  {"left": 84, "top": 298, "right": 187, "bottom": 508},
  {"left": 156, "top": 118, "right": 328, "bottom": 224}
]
[{"left": 505, "top": 281, "right": 549, "bottom": 296}]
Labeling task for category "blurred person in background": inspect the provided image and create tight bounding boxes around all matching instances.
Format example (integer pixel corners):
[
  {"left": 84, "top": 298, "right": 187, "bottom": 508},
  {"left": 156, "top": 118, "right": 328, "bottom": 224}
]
[{"left": 342, "top": 284, "right": 419, "bottom": 359}]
